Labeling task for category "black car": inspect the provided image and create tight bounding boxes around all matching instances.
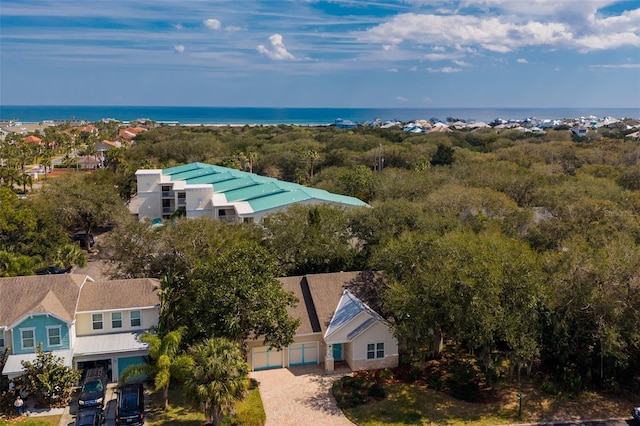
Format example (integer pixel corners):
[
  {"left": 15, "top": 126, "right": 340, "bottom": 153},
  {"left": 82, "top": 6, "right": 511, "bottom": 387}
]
[
  {"left": 75, "top": 407, "right": 104, "bottom": 426},
  {"left": 115, "top": 383, "right": 145, "bottom": 426},
  {"left": 78, "top": 368, "right": 107, "bottom": 410},
  {"left": 35, "top": 265, "right": 69, "bottom": 275},
  {"left": 73, "top": 231, "right": 95, "bottom": 249}
]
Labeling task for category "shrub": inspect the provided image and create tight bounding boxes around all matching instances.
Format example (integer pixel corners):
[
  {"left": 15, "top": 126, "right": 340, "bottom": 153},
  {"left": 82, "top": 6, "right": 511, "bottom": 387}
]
[{"left": 445, "top": 359, "right": 482, "bottom": 402}]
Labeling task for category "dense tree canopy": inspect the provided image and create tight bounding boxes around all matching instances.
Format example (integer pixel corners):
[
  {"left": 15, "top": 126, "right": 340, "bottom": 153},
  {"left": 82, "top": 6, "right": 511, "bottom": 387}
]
[{"left": 4, "top": 120, "right": 640, "bottom": 392}]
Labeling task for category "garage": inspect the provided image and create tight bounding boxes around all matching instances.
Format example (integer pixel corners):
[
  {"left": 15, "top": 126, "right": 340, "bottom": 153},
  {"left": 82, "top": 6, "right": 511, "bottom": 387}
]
[
  {"left": 288, "top": 342, "right": 318, "bottom": 366},
  {"left": 117, "top": 356, "right": 147, "bottom": 381},
  {"left": 251, "top": 347, "right": 283, "bottom": 371}
]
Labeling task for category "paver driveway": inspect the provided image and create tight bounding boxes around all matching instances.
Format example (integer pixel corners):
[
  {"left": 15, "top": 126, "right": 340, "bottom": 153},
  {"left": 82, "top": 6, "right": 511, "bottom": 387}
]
[{"left": 251, "top": 365, "right": 355, "bottom": 426}]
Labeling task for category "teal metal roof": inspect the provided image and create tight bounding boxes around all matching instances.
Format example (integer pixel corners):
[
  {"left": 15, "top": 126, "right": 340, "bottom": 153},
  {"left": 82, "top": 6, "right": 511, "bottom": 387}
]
[{"left": 162, "top": 162, "right": 369, "bottom": 213}]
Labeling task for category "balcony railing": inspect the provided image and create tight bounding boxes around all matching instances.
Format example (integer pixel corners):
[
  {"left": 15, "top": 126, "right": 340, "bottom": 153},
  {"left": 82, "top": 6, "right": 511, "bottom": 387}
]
[
  {"left": 177, "top": 198, "right": 186, "bottom": 207},
  {"left": 161, "top": 191, "right": 174, "bottom": 198},
  {"left": 162, "top": 206, "right": 174, "bottom": 214}
]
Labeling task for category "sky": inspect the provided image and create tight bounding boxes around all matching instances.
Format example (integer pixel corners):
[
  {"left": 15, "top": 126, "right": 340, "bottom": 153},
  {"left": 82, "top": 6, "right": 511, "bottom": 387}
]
[{"left": 1, "top": 0, "right": 639, "bottom": 108}]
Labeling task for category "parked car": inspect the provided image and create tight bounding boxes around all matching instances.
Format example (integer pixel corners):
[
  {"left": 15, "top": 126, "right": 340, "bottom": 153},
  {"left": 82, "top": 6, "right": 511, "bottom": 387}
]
[
  {"left": 73, "top": 231, "right": 95, "bottom": 249},
  {"left": 115, "top": 383, "right": 145, "bottom": 426},
  {"left": 35, "top": 265, "right": 69, "bottom": 275},
  {"left": 78, "top": 368, "right": 107, "bottom": 410},
  {"left": 633, "top": 406, "right": 640, "bottom": 423},
  {"left": 75, "top": 407, "right": 104, "bottom": 426}
]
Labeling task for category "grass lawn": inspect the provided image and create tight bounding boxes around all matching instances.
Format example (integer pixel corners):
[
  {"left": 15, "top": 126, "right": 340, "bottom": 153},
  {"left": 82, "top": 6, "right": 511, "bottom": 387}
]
[
  {"left": 0, "top": 415, "right": 62, "bottom": 426},
  {"left": 145, "top": 379, "right": 265, "bottom": 426},
  {"left": 341, "top": 380, "right": 638, "bottom": 425}
]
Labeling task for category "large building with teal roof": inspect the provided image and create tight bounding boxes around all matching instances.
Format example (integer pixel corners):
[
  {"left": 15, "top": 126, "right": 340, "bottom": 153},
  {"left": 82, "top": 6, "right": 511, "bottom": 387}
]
[{"left": 132, "top": 162, "right": 369, "bottom": 223}]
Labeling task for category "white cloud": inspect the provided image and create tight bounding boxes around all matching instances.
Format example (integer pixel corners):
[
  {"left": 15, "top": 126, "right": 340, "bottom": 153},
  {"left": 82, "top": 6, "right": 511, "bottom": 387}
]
[
  {"left": 426, "top": 66, "right": 462, "bottom": 73},
  {"left": 516, "top": 58, "right": 528, "bottom": 63},
  {"left": 360, "top": 9, "right": 640, "bottom": 53},
  {"left": 204, "top": 19, "right": 221, "bottom": 30},
  {"left": 590, "top": 63, "right": 640, "bottom": 69},
  {"left": 396, "top": 96, "right": 409, "bottom": 102},
  {"left": 388, "top": 67, "right": 399, "bottom": 72},
  {"left": 452, "top": 59, "right": 471, "bottom": 67},
  {"left": 424, "top": 52, "right": 460, "bottom": 61},
  {"left": 174, "top": 45, "right": 185, "bottom": 54},
  {"left": 173, "top": 23, "right": 183, "bottom": 30},
  {"left": 257, "top": 34, "right": 295, "bottom": 60}
]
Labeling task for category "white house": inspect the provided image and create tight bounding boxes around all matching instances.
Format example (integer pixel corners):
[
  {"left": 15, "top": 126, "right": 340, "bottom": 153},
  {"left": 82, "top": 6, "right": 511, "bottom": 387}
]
[{"left": 246, "top": 271, "right": 399, "bottom": 373}]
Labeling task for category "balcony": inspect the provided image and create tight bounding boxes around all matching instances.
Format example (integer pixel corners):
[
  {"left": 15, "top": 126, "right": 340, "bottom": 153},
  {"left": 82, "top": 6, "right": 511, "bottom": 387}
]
[{"left": 161, "top": 191, "right": 174, "bottom": 198}]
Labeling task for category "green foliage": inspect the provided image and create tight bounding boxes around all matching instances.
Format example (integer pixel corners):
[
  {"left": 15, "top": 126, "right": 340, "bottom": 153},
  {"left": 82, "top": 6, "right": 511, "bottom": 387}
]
[
  {"left": 430, "top": 143, "right": 455, "bottom": 166},
  {"left": 185, "top": 338, "right": 249, "bottom": 426},
  {"left": 120, "top": 329, "right": 194, "bottom": 410},
  {"left": 18, "top": 344, "right": 81, "bottom": 408},
  {"left": 445, "top": 359, "right": 482, "bottom": 402},
  {"left": 262, "top": 204, "right": 360, "bottom": 274}
]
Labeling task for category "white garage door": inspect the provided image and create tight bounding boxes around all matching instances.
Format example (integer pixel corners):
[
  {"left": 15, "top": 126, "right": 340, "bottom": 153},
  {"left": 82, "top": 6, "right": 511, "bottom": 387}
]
[
  {"left": 289, "top": 342, "right": 318, "bottom": 366},
  {"left": 251, "top": 347, "right": 283, "bottom": 371}
]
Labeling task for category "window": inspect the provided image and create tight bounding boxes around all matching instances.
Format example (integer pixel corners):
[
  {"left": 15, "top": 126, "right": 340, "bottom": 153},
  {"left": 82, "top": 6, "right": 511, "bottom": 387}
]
[
  {"left": 130, "top": 310, "right": 141, "bottom": 327},
  {"left": 21, "top": 329, "right": 35, "bottom": 349},
  {"left": 367, "top": 342, "right": 385, "bottom": 359},
  {"left": 111, "top": 312, "right": 122, "bottom": 329},
  {"left": 92, "top": 313, "right": 103, "bottom": 330},
  {"left": 47, "top": 326, "right": 61, "bottom": 346},
  {"left": 0, "top": 334, "right": 4, "bottom": 348}
]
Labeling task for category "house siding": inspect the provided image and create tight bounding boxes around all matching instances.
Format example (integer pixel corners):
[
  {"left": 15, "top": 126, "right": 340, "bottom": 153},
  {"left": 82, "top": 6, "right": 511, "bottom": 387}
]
[
  {"left": 75, "top": 309, "right": 157, "bottom": 336},
  {"left": 348, "top": 322, "right": 398, "bottom": 371},
  {"left": 11, "top": 315, "right": 70, "bottom": 354}
]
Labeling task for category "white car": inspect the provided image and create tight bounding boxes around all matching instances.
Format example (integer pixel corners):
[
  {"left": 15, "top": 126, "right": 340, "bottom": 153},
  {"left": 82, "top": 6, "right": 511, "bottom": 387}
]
[{"left": 632, "top": 406, "right": 640, "bottom": 423}]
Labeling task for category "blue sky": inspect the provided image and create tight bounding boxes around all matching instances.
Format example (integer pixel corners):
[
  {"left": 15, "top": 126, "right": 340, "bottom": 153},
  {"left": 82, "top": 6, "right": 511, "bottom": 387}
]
[{"left": 1, "top": 0, "right": 639, "bottom": 108}]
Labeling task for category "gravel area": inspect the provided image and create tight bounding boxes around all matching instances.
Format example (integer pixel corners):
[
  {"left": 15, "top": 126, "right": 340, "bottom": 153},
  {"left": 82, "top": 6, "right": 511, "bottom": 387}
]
[{"left": 251, "top": 365, "right": 354, "bottom": 426}]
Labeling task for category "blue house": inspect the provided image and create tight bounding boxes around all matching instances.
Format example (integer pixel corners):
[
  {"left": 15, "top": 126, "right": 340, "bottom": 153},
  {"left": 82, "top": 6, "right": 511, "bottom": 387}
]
[{"left": 1, "top": 275, "right": 160, "bottom": 382}]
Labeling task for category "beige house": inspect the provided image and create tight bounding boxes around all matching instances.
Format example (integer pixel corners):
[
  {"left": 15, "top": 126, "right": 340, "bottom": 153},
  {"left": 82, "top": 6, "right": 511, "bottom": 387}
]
[{"left": 247, "top": 271, "right": 399, "bottom": 373}]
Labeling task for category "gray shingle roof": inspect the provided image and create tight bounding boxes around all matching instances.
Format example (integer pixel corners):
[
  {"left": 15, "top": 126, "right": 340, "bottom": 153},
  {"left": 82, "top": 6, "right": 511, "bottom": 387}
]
[
  {"left": 278, "top": 271, "right": 383, "bottom": 336},
  {"left": 76, "top": 279, "right": 160, "bottom": 312},
  {"left": 0, "top": 274, "right": 87, "bottom": 326}
]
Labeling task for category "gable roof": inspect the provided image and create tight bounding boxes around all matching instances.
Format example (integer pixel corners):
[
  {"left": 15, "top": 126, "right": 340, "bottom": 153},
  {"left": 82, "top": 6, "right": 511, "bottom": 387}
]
[
  {"left": 161, "top": 162, "right": 369, "bottom": 213},
  {"left": 278, "top": 271, "right": 385, "bottom": 337},
  {"left": 76, "top": 278, "right": 160, "bottom": 312},
  {"left": 324, "top": 290, "right": 388, "bottom": 340},
  {"left": 0, "top": 274, "right": 89, "bottom": 327}
]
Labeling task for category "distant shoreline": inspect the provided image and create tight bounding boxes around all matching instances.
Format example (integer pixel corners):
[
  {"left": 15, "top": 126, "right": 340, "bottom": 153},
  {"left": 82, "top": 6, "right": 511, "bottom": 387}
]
[{"left": 1, "top": 106, "right": 639, "bottom": 125}]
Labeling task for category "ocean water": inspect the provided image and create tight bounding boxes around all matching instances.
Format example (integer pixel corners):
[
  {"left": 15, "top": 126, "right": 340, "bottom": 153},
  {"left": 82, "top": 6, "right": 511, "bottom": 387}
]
[{"left": 1, "top": 105, "right": 638, "bottom": 125}]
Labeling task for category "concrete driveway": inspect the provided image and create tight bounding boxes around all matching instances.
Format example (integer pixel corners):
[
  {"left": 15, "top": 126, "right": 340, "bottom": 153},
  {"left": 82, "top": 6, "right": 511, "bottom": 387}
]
[{"left": 251, "top": 365, "right": 354, "bottom": 426}]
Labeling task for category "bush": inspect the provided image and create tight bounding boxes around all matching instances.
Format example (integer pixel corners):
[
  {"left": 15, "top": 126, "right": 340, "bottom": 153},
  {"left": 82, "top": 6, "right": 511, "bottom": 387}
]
[
  {"left": 332, "top": 373, "right": 388, "bottom": 408},
  {"left": 445, "top": 359, "right": 482, "bottom": 402}
]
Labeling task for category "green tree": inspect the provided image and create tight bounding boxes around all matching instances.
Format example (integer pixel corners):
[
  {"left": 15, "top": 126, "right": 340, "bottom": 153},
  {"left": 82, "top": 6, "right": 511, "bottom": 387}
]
[
  {"left": 33, "top": 171, "right": 128, "bottom": 249},
  {"left": 120, "top": 329, "right": 193, "bottom": 410},
  {"left": 430, "top": 143, "right": 455, "bottom": 166},
  {"left": 262, "top": 204, "right": 360, "bottom": 274},
  {"left": 19, "top": 344, "right": 81, "bottom": 407},
  {"left": 170, "top": 241, "right": 300, "bottom": 348},
  {"left": 185, "top": 338, "right": 248, "bottom": 426},
  {"left": 378, "top": 229, "right": 543, "bottom": 374}
]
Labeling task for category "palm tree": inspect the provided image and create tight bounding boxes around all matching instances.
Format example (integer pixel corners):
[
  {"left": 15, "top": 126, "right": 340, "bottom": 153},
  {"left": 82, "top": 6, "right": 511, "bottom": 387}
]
[
  {"left": 120, "top": 329, "right": 193, "bottom": 410},
  {"left": 185, "top": 338, "right": 249, "bottom": 426}
]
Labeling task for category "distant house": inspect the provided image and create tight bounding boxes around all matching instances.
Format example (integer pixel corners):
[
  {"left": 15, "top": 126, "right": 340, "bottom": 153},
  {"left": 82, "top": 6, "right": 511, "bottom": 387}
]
[
  {"left": 0, "top": 275, "right": 160, "bottom": 382},
  {"left": 130, "top": 162, "right": 369, "bottom": 223},
  {"left": 22, "top": 135, "right": 42, "bottom": 144},
  {"left": 571, "top": 127, "right": 588, "bottom": 137},
  {"left": 246, "top": 271, "right": 399, "bottom": 372},
  {"left": 334, "top": 118, "right": 357, "bottom": 129},
  {"left": 118, "top": 127, "right": 147, "bottom": 142}
]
